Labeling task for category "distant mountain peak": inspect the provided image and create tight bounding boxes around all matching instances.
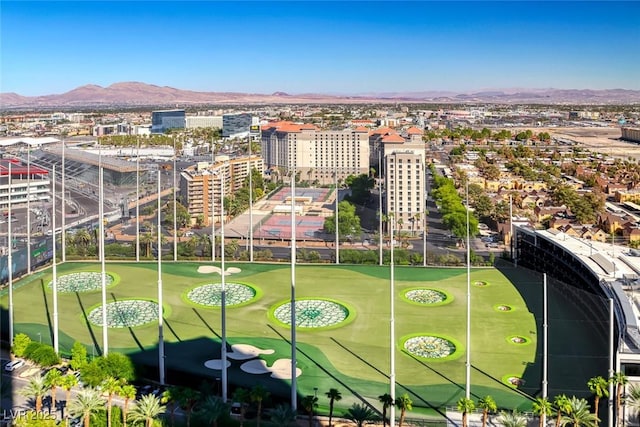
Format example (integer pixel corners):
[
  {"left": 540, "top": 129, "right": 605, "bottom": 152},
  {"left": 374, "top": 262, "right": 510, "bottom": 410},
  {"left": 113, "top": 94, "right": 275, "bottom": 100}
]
[{"left": 272, "top": 91, "right": 290, "bottom": 97}]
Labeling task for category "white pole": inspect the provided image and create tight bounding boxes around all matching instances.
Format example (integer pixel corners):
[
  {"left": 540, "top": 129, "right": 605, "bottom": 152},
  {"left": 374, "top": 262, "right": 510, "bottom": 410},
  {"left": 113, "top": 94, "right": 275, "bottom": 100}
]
[
  {"left": 423, "top": 163, "right": 427, "bottom": 267},
  {"left": 248, "top": 136, "right": 254, "bottom": 262},
  {"left": 542, "top": 273, "right": 548, "bottom": 427},
  {"left": 99, "top": 166, "right": 108, "bottom": 356},
  {"left": 51, "top": 164, "right": 59, "bottom": 353},
  {"left": 61, "top": 139, "right": 66, "bottom": 263},
  {"left": 173, "top": 136, "right": 178, "bottom": 262},
  {"left": 335, "top": 159, "right": 339, "bottom": 265},
  {"left": 157, "top": 171, "right": 165, "bottom": 385},
  {"left": 221, "top": 166, "right": 228, "bottom": 402},
  {"left": 510, "top": 195, "right": 515, "bottom": 266},
  {"left": 389, "top": 170, "right": 396, "bottom": 427},
  {"left": 378, "top": 156, "right": 383, "bottom": 266},
  {"left": 465, "top": 181, "right": 471, "bottom": 399},
  {"left": 211, "top": 149, "right": 216, "bottom": 262},
  {"left": 136, "top": 137, "right": 140, "bottom": 262},
  {"left": 8, "top": 162, "right": 14, "bottom": 345},
  {"left": 291, "top": 165, "right": 297, "bottom": 411},
  {"left": 609, "top": 298, "right": 614, "bottom": 427},
  {"left": 26, "top": 149, "right": 31, "bottom": 274}
]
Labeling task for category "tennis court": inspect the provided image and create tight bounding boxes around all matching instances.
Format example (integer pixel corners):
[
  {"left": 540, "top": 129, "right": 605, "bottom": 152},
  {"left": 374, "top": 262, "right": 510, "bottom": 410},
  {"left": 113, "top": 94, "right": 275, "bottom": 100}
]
[
  {"left": 268, "top": 187, "right": 332, "bottom": 203},
  {"left": 255, "top": 214, "right": 327, "bottom": 240}
]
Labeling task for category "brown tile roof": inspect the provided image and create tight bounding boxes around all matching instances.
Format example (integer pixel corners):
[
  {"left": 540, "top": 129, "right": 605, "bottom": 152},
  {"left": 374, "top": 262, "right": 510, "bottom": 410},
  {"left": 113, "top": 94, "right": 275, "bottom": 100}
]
[
  {"left": 406, "top": 127, "right": 423, "bottom": 135},
  {"left": 382, "top": 134, "right": 405, "bottom": 143}
]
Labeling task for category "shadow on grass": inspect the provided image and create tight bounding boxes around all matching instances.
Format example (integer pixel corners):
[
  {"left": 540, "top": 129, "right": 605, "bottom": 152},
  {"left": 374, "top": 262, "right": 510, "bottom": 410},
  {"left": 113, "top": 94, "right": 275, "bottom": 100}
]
[
  {"left": 268, "top": 325, "right": 382, "bottom": 415},
  {"left": 74, "top": 291, "right": 101, "bottom": 356},
  {"left": 471, "top": 364, "right": 534, "bottom": 401},
  {"left": 39, "top": 279, "right": 53, "bottom": 343},
  {"left": 110, "top": 292, "right": 145, "bottom": 351},
  {"left": 192, "top": 308, "right": 220, "bottom": 339}
]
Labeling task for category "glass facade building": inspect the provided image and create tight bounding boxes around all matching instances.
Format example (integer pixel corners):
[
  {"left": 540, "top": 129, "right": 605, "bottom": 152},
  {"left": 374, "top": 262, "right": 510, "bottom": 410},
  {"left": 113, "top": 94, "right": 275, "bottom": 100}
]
[{"left": 151, "top": 109, "right": 186, "bottom": 134}]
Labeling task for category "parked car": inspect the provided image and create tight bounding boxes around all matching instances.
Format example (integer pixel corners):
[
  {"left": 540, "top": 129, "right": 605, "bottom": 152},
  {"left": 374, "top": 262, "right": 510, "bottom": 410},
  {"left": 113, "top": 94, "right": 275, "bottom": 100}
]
[{"left": 4, "top": 359, "right": 25, "bottom": 372}]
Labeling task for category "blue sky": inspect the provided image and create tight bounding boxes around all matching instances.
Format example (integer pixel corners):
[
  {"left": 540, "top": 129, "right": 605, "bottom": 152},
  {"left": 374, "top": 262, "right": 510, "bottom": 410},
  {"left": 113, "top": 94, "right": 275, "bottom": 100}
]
[{"left": 2, "top": 1, "right": 639, "bottom": 96}]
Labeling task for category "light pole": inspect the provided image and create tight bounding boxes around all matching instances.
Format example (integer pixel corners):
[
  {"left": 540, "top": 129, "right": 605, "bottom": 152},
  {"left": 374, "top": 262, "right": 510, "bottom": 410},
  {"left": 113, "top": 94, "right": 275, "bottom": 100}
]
[
  {"left": 220, "top": 165, "right": 228, "bottom": 403},
  {"left": 7, "top": 161, "right": 14, "bottom": 345},
  {"left": 136, "top": 137, "right": 140, "bottom": 262},
  {"left": 465, "top": 180, "right": 471, "bottom": 399},
  {"left": 248, "top": 135, "right": 254, "bottom": 262},
  {"left": 335, "top": 141, "right": 339, "bottom": 265},
  {"left": 157, "top": 170, "right": 165, "bottom": 385},
  {"left": 51, "top": 164, "right": 59, "bottom": 354},
  {"left": 290, "top": 162, "right": 298, "bottom": 412},
  {"left": 173, "top": 135, "right": 178, "bottom": 262},
  {"left": 37, "top": 332, "right": 41, "bottom": 344},
  {"left": 211, "top": 145, "right": 216, "bottom": 262}
]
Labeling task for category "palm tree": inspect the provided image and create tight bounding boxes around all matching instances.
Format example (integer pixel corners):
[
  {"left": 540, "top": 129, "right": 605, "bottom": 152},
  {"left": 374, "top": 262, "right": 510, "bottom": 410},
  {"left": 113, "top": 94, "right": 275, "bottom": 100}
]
[
  {"left": 250, "top": 384, "right": 270, "bottom": 427},
  {"left": 554, "top": 394, "right": 572, "bottom": 427},
  {"left": 499, "top": 410, "right": 528, "bottom": 427},
  {"left": 560, "top": 397, "right": 598, "bottom": 427},
  {"left": 161, "top": 386, "right": 181, "bottom": 427},
  {"left": 611, "top": 372, "right": 628, "bottom": 427},
  {"left": 130, "top": 393, "right": 166, "bottom": 427},
  {"left": 626, "top": 384, "right": 640, "bottom": 421},
  {"left": 140, "top": 232, "right": 154, "bottom": 257},
  {"left": 396, "top": 393, "right": 413, "bottom": 427},
  {"left": 102, "top": 376, "right": 122, "bottom": 427},
  {"left": 587, "top": 376, "right": 609, "bottom": 424},
  {"left": 120, "top": 384, "right": 136, "bottom": 427},
  {"left": 344, "top": 403, "right": 378, "bottom": 427},
  {"left": 178, "top": 387, "right": 201, "bottom": 427},
  {"left": 19, "top": 374, "right": 48, "bottom": 413},
  {"left": 197, "top": 396, "right": 228, "bottom": 427},
  {"left": 378, "top": 393, "right": 394, "bottom": 427},
  {"left": 457, "top": 397, "right": 475, "bottom": 427},
  {"left": 69, "top": 388, "right": 105, "bottom": 427},
  {"left": 74, "top": 228, "right": 92, "bottom": 255},
  {"left": 44, "top": 368, "right": 63, "bottom": 414},
  {"left": 60, "top": 374, "right": 78, "bottom": 420},
  {"left": 301, "top": 395, "right": 319, "bottom": 427},
  {"left": 325, "top": 388, "right": 343, "bottom": 427},
  {"left": 232, "top": 387, "right": 251, "bottom": 427},
  {"left": 269, "top": 403, "right": 297, "bottom": 426},
  {"left": 533, "top": 397, "right": 553, "bottom": 427},
  {"left": 478, "top": 395, "right": 497, "bottom": 427}
]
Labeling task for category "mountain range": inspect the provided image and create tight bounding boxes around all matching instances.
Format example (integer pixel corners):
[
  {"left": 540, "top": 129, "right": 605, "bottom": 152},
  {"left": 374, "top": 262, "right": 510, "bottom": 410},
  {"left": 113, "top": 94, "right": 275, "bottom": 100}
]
[{"left": 2, "top": 82, "right": 639, "bottom": 109}]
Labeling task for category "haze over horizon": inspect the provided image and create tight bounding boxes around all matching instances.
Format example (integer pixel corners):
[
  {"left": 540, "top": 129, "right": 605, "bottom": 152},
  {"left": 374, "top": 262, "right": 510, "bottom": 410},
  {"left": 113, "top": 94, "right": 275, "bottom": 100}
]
[{"left": 2, "top": 1, "right": 639, "bottom": 97}]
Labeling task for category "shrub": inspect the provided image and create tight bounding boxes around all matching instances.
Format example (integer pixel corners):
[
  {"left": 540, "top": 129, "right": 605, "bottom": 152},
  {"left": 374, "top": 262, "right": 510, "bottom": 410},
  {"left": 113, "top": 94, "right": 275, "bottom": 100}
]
[
  {"left": 12, "top": 333, "right": 32, "bottom": 357},
  {"left": 23, "top": 342, "right": 60, "bottom": 366},
  {"left": 92, "top": 406, "right": 123, "bottom": 427},
  {"left": 70, "top": 341, "right": 88, "bottom": 371}
]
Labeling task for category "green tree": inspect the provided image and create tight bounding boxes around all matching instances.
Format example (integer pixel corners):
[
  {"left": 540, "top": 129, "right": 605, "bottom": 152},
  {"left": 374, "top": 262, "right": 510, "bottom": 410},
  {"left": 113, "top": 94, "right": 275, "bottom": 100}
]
[
  {"left": 43, "top": 369, "right": 63, "bottom": 415},
  {"left": 554, "top": 395, "right": 572, "bottom": 427},
  {"left": 478, "top": 395, "right": 497, "bottom": 427},
  {"left": 396, "top": 393, "right": 413, "bottom": 427},
  {"left": 161, "top": 386, "right": 181, "bottom": 427},
  {"left": 325, "top": 388, "right": 343, "bottom": 427},
  {"left": 344, "top": 403, "right": 378, "bottom": 427},
  {"left": 232, "top": 387, "right": 251, "bottom": 427},
  {"left": 197, "top": 396, "right": 228, "bottom": 427},
  {"left": 378, "top": 393, "right": 394, "bottom": 427},
  {"left": 120, "top": 384, "right": 136, "bottom": 427},
  {"left": 269, "top": 403, "right": 297, "bottom": 426},
  {"left": 20, "top": 375, "right": 48, "bottom": 413},
  {"left": 532, "top": 397, "right": 553, "bottom": 427},
  {"left": 69, "top": 388, "right": 105, "bottom": 427},
  {"left": 498, "top": 410, "right": 528, "bottom": 427},
  {"left": 12, "top": 333, "right": 32, "bottom": 357},
  {"left": 611, "top": 372, "right": 628, "bottom": 427},
  {"left": 344, "top": 173, "right": 374, "bottom": 205},
  {"left": 130, "top": 394, "right": 165, "bottom": 427},
  {"left": 70, "top": 341, "right": 88, "bottom": 371},
  {"left": 60, "top": 374, "right": 78, "bottom": 420},
  {"left": 250, "top": 384, "right": 270, "bottom": 427},
  {"left": 457, "top": 397, "right": 475, "bottom": 427},
  {"left": 324, "top": 200, "right": 361, "bottom": 240},
  {"left": 177, "top": 387, "right": 200, "bottom": 427},
  {"left": 102, "top": 376, "right": 123, "bottom": 427},
  {"left": 560, "top": 397, "right": 598, "bottom": 427},
  {"left": 587, "top": 376, "right": 609, "bottom": 423},
  {"left": 163, "top": 201, "right": 191, "bottom": 228},
  {"left": 301, "top": 395, "right": 318, "bottom": 427}
]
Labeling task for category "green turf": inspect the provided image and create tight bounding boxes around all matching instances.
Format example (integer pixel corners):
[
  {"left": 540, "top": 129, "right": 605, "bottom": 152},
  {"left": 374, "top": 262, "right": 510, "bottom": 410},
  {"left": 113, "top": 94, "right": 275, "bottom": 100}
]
[{"left": 3, "top": 261, "right": 542, "bottom": 413}]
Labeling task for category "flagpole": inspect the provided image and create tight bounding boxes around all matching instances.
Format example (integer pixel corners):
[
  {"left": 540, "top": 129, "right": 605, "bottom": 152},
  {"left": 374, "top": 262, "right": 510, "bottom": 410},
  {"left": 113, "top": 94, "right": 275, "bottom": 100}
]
[
  {"left": 173, "top": 136, "right": 177, "bottom": 262},
  {"left": 389, "top": 165, "right": 396, "bottom": 427},
  {"left": 157, "top": 170, "right": 165, "bottom": 385},
  {"left": 49, "top": 164, "right": 59, "bottom": 353},
  {"left": 8, "top": 162, "right": 14, "bottom": 345},
  {"left": 290, "top": 164, "right": 297, "bottom": 411},
  {"left": 542, "top": 273, "right": 548, "bottom": 427},
  {"left": 136, "top": 137, "right": 140, "bottom": 262},
  {"left": 99, "top": 165, "right": 108, "bottom": 356},
  {"left": 220, "top": 165, "right": 228, "bottom": 402},
  {"left": 248, "top": 135, "right": 254, "bottom": 262},
  {"left": 26, "top": 148, "right": 31, "bottom": 274},
  {"left": 379, "top": 156, "right": 383, "bottom": 266},
  {"left": 61, "top": 138, "right": 66, "bottom": 263},
  {"left": 465, "top": 180, "right": 471, "bottom": 399}
]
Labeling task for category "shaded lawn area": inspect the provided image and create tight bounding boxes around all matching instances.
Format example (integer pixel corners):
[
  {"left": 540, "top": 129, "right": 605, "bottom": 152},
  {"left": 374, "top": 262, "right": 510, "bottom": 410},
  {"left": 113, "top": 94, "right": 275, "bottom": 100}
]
[{"left": 3, "top": 261, "right": 567, "bottom": 414}]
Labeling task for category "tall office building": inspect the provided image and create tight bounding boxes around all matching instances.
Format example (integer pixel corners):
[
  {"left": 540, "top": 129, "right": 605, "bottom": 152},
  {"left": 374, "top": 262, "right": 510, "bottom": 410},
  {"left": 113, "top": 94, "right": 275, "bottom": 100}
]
[
  {"left": 381, "top": 127, "right": 425, "bottom": 233},
  {"left": 260, "top": 121, "right": 370, "bottom": 185},
  {"left": 151, "top": 109, "right": 185, "bottom": 134},
  {"left": 222, "top": 113, "right": 254, "bottom": 138}
]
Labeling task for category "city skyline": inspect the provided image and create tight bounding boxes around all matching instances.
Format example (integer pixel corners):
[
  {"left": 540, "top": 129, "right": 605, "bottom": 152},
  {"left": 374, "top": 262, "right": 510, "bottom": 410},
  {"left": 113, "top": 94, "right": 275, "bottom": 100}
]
[{"left": 2, "top": 1, "right": 639, "bottom": 97}]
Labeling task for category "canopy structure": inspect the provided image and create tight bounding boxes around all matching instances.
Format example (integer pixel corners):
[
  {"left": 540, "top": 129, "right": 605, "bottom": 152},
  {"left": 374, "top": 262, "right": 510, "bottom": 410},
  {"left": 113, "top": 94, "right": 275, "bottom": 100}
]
[{"left": 0, "top": 136, "right": 60, "bottom": 147}]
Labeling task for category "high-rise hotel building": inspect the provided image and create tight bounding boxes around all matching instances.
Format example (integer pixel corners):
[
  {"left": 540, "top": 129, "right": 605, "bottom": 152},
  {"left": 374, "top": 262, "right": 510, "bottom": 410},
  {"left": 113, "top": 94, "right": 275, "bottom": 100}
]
[
  {"left": 370, "top": 127, "right": 425, "bottom": 233},
  {"left": 179, "top": 155, "right": 263, "bottom": 225},
  {"left": 260, "top": 121, "right": 370, "bottom": 185}
]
